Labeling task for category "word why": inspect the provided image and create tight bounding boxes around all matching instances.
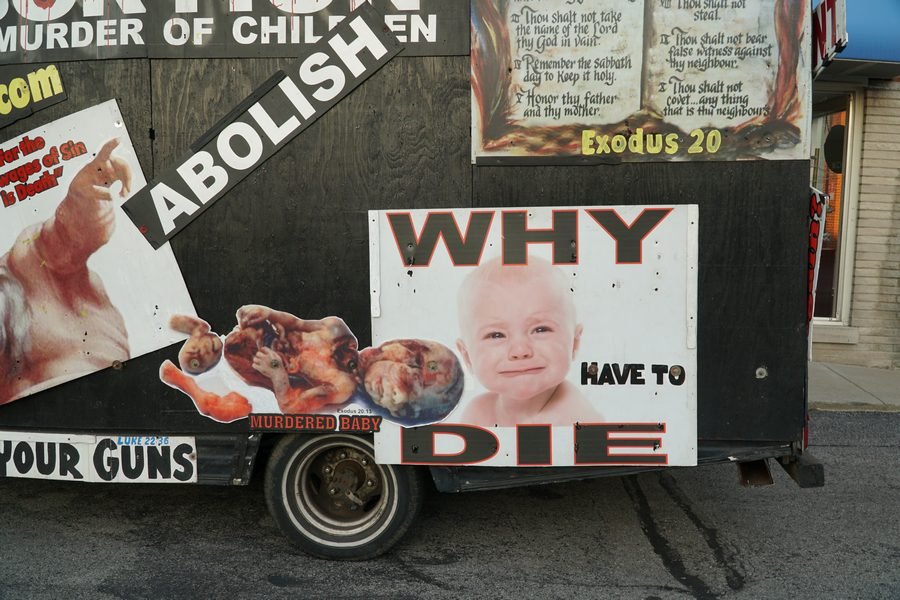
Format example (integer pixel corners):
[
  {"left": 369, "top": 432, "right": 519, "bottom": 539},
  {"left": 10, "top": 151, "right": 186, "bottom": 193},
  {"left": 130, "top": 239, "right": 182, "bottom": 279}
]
[{"left": 387, "top": 208, "right": 673, "bottom": 267}]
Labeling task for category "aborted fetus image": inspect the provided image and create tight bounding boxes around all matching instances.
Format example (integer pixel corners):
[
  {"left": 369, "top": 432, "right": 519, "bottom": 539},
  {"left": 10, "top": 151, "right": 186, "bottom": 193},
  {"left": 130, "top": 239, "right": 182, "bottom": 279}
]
[
  {"left": 169, "top": 315, "right": 223, "bottom": 375},
  {"left": 359, "top": 339, "right": 464, "bottom": 425},
  {"left": 160, "top": 315, "right": 249, "bottom": 423},
  {"left": 223, "top": 305, "right": 361, "bottom": 414},
  {"left": 162, "top": 306, "right": 463, "bottom": 426}
]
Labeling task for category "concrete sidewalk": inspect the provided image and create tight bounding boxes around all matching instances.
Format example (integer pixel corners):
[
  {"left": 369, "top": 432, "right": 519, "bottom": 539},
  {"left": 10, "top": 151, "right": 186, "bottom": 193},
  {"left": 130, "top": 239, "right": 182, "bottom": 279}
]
[{"left": 809, "top": 362, "right": 900, "bottom": 412}]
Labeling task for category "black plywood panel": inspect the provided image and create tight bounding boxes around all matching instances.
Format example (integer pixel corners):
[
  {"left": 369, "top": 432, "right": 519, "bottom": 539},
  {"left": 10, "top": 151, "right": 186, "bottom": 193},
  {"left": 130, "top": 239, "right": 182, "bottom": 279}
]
[
  {"left": 155, "top": 56, "right": 471, "bottom": 339},
  {"left": 1, "top": 56, "right": 808, "bottom": 443},
  {"left": 0, "top": 60, "right": 153, "bottom": 175},
  {"left": 472, "top": 160, "right": 808, "bottom": 441}
]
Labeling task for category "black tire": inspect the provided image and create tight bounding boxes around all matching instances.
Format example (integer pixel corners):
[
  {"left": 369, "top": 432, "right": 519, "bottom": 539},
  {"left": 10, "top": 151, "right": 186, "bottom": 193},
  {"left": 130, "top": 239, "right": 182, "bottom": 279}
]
[{"left": 264, "top": 433, "right": 425, "bottom": 560}]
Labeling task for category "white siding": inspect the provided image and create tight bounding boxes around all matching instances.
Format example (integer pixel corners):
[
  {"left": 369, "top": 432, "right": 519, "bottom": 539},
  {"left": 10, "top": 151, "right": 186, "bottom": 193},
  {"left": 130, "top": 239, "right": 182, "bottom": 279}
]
[{"left": 814, "top": 80, "right": 900, "bottom": 369}]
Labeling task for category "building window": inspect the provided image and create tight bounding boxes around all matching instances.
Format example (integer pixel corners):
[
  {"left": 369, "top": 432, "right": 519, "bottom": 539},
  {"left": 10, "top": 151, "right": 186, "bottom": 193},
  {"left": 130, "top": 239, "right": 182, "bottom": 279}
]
[{"left": 810, "top": 88, "right": 862, "bottom": 323}]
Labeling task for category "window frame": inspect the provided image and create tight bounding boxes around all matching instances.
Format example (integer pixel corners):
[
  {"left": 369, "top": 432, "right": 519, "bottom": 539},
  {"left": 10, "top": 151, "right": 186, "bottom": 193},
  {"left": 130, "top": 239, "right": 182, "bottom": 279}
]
[{"left": 811, "top": 83, "right": 865, "bottom": 328}]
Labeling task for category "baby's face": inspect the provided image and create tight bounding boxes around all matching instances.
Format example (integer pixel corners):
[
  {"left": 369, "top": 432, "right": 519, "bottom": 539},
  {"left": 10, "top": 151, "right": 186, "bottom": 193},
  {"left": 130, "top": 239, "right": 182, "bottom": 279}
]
[
  {"left": 459, "top": 277, "right": 580, "bottom": 402},
  {"left": 178, "top": 333, "right": 223, "bottom": 375}
]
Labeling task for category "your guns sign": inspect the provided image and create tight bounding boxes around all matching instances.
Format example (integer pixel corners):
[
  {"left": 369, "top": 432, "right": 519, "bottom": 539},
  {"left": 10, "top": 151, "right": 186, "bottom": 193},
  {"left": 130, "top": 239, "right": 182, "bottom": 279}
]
[{"left": 370, "top": 205, "right": 699, "bottom": 467}]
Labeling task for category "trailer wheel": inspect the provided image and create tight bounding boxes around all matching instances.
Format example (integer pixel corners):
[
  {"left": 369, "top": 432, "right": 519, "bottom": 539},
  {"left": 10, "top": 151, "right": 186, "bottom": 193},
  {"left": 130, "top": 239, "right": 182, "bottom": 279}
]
[{"left": 264, "top": 433, "right": 425, "bottom": 560}]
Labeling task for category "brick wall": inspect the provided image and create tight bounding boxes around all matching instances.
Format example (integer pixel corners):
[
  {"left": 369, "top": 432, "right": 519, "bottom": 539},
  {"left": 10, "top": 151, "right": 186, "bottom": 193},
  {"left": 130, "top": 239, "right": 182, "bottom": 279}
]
[{"left": 813, "top": 80, "right": 900, "bottom": 369}]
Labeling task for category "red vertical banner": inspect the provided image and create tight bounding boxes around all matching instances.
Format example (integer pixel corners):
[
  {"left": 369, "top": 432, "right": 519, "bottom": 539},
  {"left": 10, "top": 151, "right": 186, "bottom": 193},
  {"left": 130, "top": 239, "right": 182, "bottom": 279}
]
[{"left": 808, "top": 187, "right": 829, "bottom": 356}]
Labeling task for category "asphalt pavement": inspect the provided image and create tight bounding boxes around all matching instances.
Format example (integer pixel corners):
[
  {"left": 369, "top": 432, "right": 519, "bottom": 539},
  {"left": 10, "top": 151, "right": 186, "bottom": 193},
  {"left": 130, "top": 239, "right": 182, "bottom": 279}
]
[
  {"left": 2, "top": 411, "right": 898, "bottom": 599},
  {"left": 0, "top": 362, "right": 897, "bottom": 599}
]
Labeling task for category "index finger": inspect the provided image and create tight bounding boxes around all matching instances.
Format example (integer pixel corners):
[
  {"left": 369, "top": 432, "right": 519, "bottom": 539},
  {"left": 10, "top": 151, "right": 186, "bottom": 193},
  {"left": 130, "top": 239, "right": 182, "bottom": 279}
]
[{"left": 93, "top": 138, "right": 120, "bottom": 164}]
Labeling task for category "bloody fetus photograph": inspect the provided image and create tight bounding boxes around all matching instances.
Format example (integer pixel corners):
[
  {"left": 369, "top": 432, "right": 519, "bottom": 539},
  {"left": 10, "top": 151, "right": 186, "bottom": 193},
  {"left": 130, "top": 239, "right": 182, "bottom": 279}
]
[
  {"left": 0, "top": 140, "right": 132, "bottom": 404},
  {"left": 360, "top": 339, "right": 464, "bottom": 424},
  {"left": 0, "top": 102, "right": 196, "bottom": 407},
  {"left": 161, "top": 305, "right": 463, "bottom": 426}
]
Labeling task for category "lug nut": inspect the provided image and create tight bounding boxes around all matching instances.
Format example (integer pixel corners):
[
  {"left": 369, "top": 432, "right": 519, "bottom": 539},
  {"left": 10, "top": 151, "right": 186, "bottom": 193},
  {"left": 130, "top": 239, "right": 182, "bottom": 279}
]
[
  {"left": 329, "top": 487, "right": 339, "bottom": 495},
  {"left": 361, "top": 458, "right": 369, "bottom": 466},
  {"left": 324, "top": 466, "right": 332, "bottom": 474},
  {"left": 366, "top": 479, "right": 375, "bottom": 487},
  {"left": 339, "top": 452, "right": 347, "bottom": 460}
]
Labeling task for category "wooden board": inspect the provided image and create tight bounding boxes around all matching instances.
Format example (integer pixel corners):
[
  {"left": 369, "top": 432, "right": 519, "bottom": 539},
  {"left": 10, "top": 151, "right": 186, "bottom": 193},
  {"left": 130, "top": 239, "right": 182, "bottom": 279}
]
[{"left": 0, "top": 57, "right": 808, "bottom": 443}]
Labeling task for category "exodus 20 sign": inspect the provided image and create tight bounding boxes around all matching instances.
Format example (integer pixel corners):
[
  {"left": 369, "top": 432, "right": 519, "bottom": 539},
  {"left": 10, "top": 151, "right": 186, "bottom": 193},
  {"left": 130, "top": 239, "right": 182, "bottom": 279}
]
[{"left": 472, "top": 0, "right": 810, "bottom": 163}]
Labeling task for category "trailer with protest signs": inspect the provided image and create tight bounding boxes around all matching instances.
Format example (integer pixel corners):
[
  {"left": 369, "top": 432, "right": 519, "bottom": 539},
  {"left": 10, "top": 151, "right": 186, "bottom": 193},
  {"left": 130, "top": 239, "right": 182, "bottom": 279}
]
[{"left": 0, "top": 0, "right": 823, "bottom": 559}]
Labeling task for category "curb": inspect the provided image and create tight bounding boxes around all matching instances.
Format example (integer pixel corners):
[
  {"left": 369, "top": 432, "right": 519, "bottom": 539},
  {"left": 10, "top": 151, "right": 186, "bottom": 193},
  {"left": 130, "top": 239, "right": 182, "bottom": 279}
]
[{"left": 810, "top": 403, "right": 900, "bottom": 413}]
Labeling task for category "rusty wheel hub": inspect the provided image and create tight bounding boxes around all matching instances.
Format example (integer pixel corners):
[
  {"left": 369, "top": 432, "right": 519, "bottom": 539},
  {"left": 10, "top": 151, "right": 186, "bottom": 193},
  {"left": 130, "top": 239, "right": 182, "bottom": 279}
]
[{"left": 303, "top": 445, "right": 384, "bottom": 523}]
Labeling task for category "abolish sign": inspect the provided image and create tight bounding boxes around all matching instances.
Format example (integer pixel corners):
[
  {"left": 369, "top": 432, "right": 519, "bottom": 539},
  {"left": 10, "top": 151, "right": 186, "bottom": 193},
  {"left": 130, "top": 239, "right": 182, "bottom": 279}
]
[{"left": 122, "top": 4, "right": 400, "bottom": 249}]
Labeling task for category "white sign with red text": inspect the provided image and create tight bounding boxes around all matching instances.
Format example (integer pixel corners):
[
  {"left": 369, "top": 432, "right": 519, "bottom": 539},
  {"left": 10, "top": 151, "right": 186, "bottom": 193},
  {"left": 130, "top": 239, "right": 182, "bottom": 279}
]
[
  {"left": 0, "top": 100, "right": 196, "bottom": 406},
  {"left": 812, "top": 0, "right": 848, "bottom": 77},
  {"left": 370, "top": 205, "right": 698, "bottom": 467}
]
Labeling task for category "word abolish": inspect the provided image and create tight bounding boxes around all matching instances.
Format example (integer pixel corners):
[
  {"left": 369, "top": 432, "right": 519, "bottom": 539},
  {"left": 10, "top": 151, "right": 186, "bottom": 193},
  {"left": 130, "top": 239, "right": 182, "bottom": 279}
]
[
  {"left": 0, "top": 433, "right": 197, "bottom": 483},
  {"left": 123, "top": 5, "right": 400, "bottom": 249}
]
